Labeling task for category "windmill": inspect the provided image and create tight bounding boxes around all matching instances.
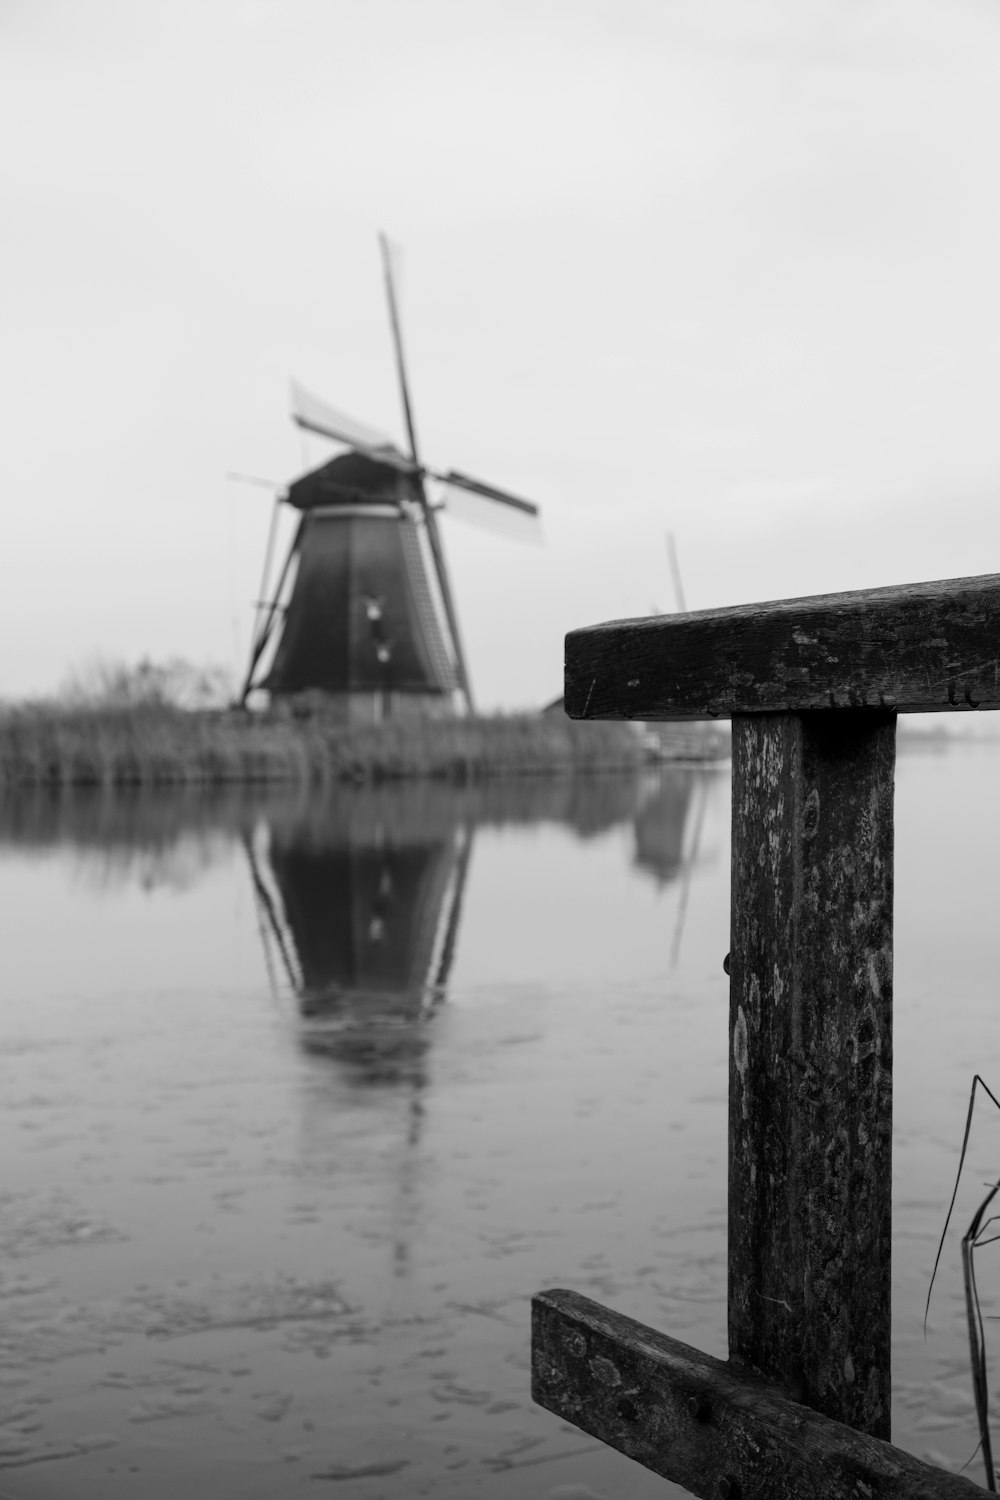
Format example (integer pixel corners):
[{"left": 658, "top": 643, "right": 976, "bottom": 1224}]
[{"left": 238, "top": 235, "right": 541, "bottom": 719}]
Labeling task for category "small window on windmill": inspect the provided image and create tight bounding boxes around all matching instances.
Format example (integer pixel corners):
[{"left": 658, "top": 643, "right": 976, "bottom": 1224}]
[{"left": 363, "top": 594, "right": 393, "bottom": 665}]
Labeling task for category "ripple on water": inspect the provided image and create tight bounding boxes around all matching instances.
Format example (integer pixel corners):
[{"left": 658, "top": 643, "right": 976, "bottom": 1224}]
[
  {"left": 0, "top": 1190, "right": 127, "bottom": 1259},
  {"left": 0, "top": 1269, "right": 354, "bottom": 1373}
]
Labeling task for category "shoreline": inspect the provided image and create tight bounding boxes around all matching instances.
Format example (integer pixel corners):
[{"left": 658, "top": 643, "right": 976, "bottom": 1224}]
[{"left": 0, "top": 704, "right": 729, "bottom": 791}]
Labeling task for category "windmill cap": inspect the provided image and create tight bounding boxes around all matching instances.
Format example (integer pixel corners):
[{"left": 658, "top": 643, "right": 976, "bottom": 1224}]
[{"left": 286, "top": 450, "right": 416, "bottom": 512}]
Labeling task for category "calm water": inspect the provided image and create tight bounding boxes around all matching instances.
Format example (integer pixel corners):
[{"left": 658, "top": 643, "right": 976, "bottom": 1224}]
[{"left": 1, "top": 744, "right": 1000, "bottom": 1496}]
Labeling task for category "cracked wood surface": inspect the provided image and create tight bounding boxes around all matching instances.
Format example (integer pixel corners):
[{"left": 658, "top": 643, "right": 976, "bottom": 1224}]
[
  {"left": 729, "top": 712, "right": 895, "bottom": 1437},
  {"left": 564, "top": 573, "right": 1000, "bottom": 719},
  {"left": 532, "top": 1289, "right": 982, "bottom": 1500},
  {"left": 537, "top": 578, "right": 976, "bottom": 1494}
]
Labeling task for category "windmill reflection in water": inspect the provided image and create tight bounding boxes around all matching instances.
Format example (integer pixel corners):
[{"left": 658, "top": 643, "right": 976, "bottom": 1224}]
[
  {"left": 244, "top": 788, "right": 471, "bottom": 1089},
  {"left": 241, "top": 769, "right": 712, "bottom": 1091}
]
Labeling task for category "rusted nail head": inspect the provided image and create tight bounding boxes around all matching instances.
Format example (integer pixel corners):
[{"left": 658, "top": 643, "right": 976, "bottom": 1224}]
[{"left": 723, "top": 952, "right": 731, "bottom": 976}]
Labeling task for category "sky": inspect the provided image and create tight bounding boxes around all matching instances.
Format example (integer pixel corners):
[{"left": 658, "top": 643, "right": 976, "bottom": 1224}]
[{"left": 4, "top": 0, "right": 1000, "bottom": 709}]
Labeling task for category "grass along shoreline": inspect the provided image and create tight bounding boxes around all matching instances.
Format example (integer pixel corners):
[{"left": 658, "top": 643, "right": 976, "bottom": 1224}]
[{"left": 0, "top": 703, "right": 695, "bottom": 790}]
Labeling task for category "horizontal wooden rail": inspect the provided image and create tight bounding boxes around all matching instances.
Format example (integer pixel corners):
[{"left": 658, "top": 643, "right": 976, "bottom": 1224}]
[
  {"left": 564, "top": 574, "right": 1000, "bottom": 720},
  {"left": 533, "top": 1290, "right": 983, "bottom": 1500}
]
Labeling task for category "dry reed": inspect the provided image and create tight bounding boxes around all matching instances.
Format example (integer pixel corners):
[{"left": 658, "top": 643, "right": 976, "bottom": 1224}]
[{"left": 0, "top": 703, "right": 653, "bottom": 790}]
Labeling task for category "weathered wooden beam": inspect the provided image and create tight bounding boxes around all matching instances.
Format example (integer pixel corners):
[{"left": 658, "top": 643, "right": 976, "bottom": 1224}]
[
  {"left": 564, "top": 573, "right": 1000, "bottom": 719},
  {"left": 540, "top": 574, "right": 992, "bottom": 1494},
  {"left": 533, "top": 1288, "right": 982, "bottom": 1499},
  {"left": 729, "top": 711, "right": 895, "bottom": 1436}
]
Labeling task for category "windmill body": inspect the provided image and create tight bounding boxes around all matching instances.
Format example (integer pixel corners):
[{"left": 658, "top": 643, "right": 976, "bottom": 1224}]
[
  {"left": 261, "top": 452, "right": 458, "bottom": 722},
  {"left": 240, "top": 236, "right": 540, "bottom": 719}
]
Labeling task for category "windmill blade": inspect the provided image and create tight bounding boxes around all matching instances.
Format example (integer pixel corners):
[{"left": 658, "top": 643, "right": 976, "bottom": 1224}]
[
  {"left": 378, "top": 233, "right": 421, "bottom": 465},
  {"left": 379, "top": 231, "right": 475, "bottom": 712},
  {"left": 435, "top": 479, "right": 542, "bottom": 543},
  {"left": 431, "top": 468, "right": 540, "bottom": 518},
  {"left": 289, "top": 380, "right": 411, "bottom": 469},
  {"left": 227, "top": 471, "right": 285, "bottom": 493}
]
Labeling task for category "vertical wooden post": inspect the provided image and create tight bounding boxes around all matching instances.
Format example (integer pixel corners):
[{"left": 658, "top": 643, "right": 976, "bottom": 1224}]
[
  {"left": 533, "top": 577, "right": 1000, "bottom": 1496},
  {"left": 729, "top": 711, "right": 895, "bottom": 1436}
]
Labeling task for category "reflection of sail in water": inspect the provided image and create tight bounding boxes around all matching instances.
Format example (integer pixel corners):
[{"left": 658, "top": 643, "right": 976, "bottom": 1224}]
[{"left": 244, "top": 792, "right": 472, "bottom": 1085}]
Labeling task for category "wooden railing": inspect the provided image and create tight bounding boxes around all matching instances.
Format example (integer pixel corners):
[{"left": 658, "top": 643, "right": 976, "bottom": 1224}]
[{"left": 532, "top": 575, "right": 1000, "bottom": 1498}]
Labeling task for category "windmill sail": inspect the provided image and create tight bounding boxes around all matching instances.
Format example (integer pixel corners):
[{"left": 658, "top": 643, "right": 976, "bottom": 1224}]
[
  {"left": 290, "top": 381, "right": 411, "bottom": 468},
  {"left": 433, "top": 469, "right": 539, "bottom": 516},
  {"left": 378, "top": 232, "right": 475, "bottom": 712},
  {"left": 434, "top": 479, "right": 542, "bottom": 542}
]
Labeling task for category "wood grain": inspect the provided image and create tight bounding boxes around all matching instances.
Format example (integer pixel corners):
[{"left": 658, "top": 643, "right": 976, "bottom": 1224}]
[
  {"left": 728, "top": 712, "right": 895, "bottom": 1437},
  {"left": 564, "top": 573, "right": 1000, "bottom": 719},
  {"left": 532, "top": 1288, "right": 982, "bottom": 1499}
]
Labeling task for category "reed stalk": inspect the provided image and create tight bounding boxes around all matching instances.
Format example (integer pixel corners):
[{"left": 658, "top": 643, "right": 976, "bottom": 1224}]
[{"left": 0, "top": 703, "right": 670, "bottom": 790}]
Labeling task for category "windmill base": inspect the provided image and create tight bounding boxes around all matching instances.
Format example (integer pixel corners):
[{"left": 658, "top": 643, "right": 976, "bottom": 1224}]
[{"left": 269, "top": 690, "right": 459, "bottom": 727}]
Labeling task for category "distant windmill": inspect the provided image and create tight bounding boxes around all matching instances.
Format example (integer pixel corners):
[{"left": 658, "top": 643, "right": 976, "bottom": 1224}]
[{"left": 238, "top": 235, "right": 541, "bottom": 719}]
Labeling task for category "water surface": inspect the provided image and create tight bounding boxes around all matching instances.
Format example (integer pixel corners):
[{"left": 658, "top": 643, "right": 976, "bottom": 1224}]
[{"left": 1, "top": 747, "right": 999, "bottom": 1496}]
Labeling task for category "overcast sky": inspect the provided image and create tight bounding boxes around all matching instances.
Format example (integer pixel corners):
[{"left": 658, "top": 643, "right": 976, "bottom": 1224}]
[{"left": 4, "top": 0, "right": 1000, "bottom": 708}]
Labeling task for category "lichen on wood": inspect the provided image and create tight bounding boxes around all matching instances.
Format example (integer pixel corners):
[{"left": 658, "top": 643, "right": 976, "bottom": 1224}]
[
  {"left": 533, "top": 1288, "right": 981, "bottom": 1499},
  {"left": 728, "top": 710, "right": 896, "bottom": 1437},
  {"left": 564, "top": 573, "right": 1000, "bottom": 719}
]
